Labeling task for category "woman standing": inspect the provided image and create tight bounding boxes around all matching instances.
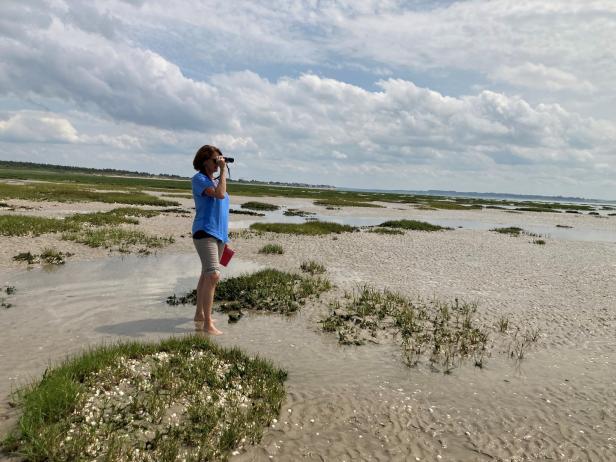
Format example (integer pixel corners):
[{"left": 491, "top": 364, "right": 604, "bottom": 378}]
[{"left": 191, "top": 145, "right": 229, "bottom": 334}]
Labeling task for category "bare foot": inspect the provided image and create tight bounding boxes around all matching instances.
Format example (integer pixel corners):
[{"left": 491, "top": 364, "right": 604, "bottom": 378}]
[
  {"left": 194, "top": 320, "right": 205, "bottom": 331},
  {"left": 206, "top": 324, "right": 223, "bottom": 335}
]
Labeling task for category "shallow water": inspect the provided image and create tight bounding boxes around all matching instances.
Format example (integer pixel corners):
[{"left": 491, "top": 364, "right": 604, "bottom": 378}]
[
  {"left": 233, "top": 207, "right": 616, "bottom": 243},
  {"left": 1, "top": 254, "right": 614, "bottom": 461}
]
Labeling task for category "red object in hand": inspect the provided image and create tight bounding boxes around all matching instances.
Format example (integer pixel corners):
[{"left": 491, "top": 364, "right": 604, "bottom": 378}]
[{"left": 220, "top": 244, "right": 235, "bottom": 267}]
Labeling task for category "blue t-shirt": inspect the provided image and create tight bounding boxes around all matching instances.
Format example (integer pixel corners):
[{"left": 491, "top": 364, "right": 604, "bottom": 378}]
[{"left": 191, "top": 172, "right": 230, "bottom": 242}]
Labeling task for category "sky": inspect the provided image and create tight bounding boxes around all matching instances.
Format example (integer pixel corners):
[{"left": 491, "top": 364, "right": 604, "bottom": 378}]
[{"left": 1, "top": 1, "right": 615, "bottom": 199}]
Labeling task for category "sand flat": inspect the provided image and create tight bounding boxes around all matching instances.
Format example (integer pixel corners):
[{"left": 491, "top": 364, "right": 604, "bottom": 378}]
[{"left": 1, "top": 195, "right": 615, "bottom": 461}]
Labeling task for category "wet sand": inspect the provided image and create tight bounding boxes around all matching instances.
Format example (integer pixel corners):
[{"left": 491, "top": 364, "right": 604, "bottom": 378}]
[{"left": 1, "top": 196, "right": 615, "bottom": 461}]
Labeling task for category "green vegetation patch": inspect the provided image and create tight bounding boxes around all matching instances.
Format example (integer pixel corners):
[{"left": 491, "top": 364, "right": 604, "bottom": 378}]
[
  {"left": 250, "top": 221, "right": 355, "bottom": 235},
  {"left": 65, "top": 208, "right": 160, "bottom": 227},
  {"left": 314, "top": 199, "right": 383, "bottom": 208},
  {"left": 283, "top": 209, "right": 315, "bottom": 217},
  {"left": 0, "top": 182, "right": 178, "bottom": 206},
  {"left": 379, "top": 219, "right": 451, "bottom": 232},
  {"left": 367, "top": 227, "right": 405, "bottom": 235},
  {"left": 0, "top": 214, "right": 78, "bottom": 236},
  {"left": 321, "top": 287, "right": 489, "bottom": 372},
  {"left": 490, "top": 227, "right": 523, "bottom": 236},
  {"left": 532, "top": 239, "right": 546, "bottom": 245},
  {"left": 216, "top": 269, "right": 331, "bottom": 314},
  {"left": 62, "top": 227, "right": 174, "bottom": 251},
  {"left": 229, "top": 209, "right": 265, "bottom": 217},
  {"left": 1, "top": 336, "right": 287, "bottom": 462},
  {"left": 422, "top": 201, "right": 482, "bottom": 210},
  {"left": 168, "top": 269, "right": 331, "bottom": 316},
  {"left": 299, "top": 261, "right": 326, "bottom": 275},
  {"left": 258, "top": 244, "right": 284, "bottom": 255},
  {"left": 14, "top": 248, "right": 73, "bottom": 265},
  {"left": 240, "top": 201, "right": 280, "bottom": 212}
]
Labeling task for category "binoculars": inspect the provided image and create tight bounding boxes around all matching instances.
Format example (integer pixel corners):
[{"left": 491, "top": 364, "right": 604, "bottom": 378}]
[{"left": 222, "top": 157, "right": 234, "bottom": 163}]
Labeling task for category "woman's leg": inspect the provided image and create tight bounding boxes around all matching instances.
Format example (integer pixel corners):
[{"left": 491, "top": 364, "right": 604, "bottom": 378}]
[
  {"left": 194, "top": 273, "right": 205, "bottom": 321},
  {"left": 202, "top": 271, "right": 222, "bottom": 335}
]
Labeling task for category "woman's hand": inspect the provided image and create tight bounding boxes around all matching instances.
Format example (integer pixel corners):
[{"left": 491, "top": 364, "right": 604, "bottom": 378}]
[{"left": 216, "top": 156, "right": 226, "bottom": 169}]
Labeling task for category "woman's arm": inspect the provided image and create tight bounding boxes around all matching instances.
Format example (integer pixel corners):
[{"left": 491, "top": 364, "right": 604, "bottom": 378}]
[{"left": 204, "top": 157, "right": 227, "bottom": 199}]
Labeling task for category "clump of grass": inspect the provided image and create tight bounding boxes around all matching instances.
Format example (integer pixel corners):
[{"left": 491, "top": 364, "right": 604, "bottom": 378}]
[
  {"left": 0, "top": 215, "right": 78, "bottom": 237},
  {"left": 228, "top": 230, "right": 257, "bottom": 240},
  {"left": 250, "top": 221, "right": 355, "bottom": 236},
  {"left": 283, "top": 209, "right": 315, "bottom": 217},
  {"left": 300, "top": 261, "right": 326, "bottom": 275},
  {"left": 314, "top": 199, "right": 383, "bottom": 208},
  {"left": 40, "top": 248, "right": 73, "bottom": 265},
  {"left": 367, "top": 227, "right": 404, "bottom": 235},
  {"left": 65, "top": 208, "right": 161, "bottom": 227},
  {"left": 532, "top": 239, "right": 546, "bottom": 245},
  {"left": 379, "top": 220, "right": 451, "bottom": 232},
  {"left": 13, "top": 251, "right": 39, "bottom": 264},
  {"left": 1, "top": 336, "right": 287, "bottom": 461},
  {"left": 556, "top": 224, "right": 573, "bottom": 228},
  {"left": 258, "top": 244, "right": 284, "bottom": 255},
  {"left": 491, "top": 227, "right": 524, "bottom": 236},
  {"left": 62, "top": 227, "right": 174, "bottom": 250},
  {"left": 230, "top": 209, "right": 265, "bottom": 217},
  {"left": 497, "top": 315, "right": 509, "bottom": 333},
  {"left": 0, "top": 202, "right": 9, "bottom": 207},
  {"left": 241, "top": 201, "right": 279, "bottom": 211},
  {"left": 508, "top": 327, "right": 541, "bottom": 360},
  {"left": 5, "top": 286, "right": 16, "bottom": 295},
  {"left": 169, "top": 270, "right": 331, "bottom": 315},
  {"left": 216, "top": 269, "right": 331, "bottom": 314},
  {"left": 320, "top": 287, "right": 489, "bottom": 372}
]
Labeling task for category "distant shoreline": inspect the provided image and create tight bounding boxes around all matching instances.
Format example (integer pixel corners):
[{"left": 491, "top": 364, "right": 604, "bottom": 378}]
[{"left": 1, "top": 159, "right": 613, "bottom": 203}]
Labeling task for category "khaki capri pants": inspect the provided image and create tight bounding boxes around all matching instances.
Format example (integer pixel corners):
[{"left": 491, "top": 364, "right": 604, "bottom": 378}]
[{"left": 193, "top": 237, "right": 225, "bottom": 275}]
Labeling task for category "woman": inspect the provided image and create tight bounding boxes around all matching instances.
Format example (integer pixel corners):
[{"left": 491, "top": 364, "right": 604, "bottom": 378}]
[{"left": 191, "top": 145, "right": 230, "bottom": 335}]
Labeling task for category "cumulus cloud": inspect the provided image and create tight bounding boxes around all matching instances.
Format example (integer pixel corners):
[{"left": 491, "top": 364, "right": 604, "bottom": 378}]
[{"left": 0, "top": 112, "right": 78, "bottom": 143}]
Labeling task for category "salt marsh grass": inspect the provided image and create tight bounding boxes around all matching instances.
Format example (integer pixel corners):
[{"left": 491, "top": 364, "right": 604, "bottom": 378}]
[
  {"left": 230, "top": 209, "right": 265, "bottom": 217},
  {"left": 62, "top": 227, "right": 174, "bottom": 250},
  {"left": 40, "top": 248, "right": 72, "bottom": 265},
  {"left": 283, "top": 208, "right": 315, "bottom": 217},
  {"left": 250, "top": 221, "right": 355, "bottom": 235},
  {"left": 321, "top": 287, "right": 489, "bottom": 372},
  {"left": 216, "top": 269, "right": 331, "bottom": 314},
  {"left": 258, "top": 244, "right": 284, "bottom": 254},
  {"left": 379, "top": 219, "right": 451, "bottom": 232},
  {"left": 491, "top": 226, "right": 524, "bottom": 236},
  {"left": 314, "top": 198, "right": 383, "bottom": 208},
  {"left": 1, "top": 336, "right": 287, "bottom": 462},
  {"left": 300, "top": 260, "right": 326, "bottom": 275},
  {"left": 240, "top": 201, "right": 279, "bottom": 211},
  {"left": 0, "top": 215, "right": 77, "bottom": 236},
  {"left": 367, "top": 227, "right": 405, "bottom": 235},
  {"left": 0, "top": 182, "right": 177, "bottom": 206}
]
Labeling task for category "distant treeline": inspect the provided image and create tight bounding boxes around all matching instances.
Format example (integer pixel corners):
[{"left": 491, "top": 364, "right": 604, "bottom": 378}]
[
  {"left": 0, "top": 160, "right": 334, "bottom": 189},
  {"left": 0, "top": 160, "right": 187, "bottom": 180}
]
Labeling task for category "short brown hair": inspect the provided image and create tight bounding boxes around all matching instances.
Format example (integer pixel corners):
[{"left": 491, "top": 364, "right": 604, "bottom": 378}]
[{"left": 193, "top": 145, "right": 222, "bottom": 172}]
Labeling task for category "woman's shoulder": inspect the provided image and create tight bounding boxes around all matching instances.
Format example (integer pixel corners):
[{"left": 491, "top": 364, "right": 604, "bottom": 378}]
[{"left": 192, "top": 172, "right": 213, "bottom": 184}]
